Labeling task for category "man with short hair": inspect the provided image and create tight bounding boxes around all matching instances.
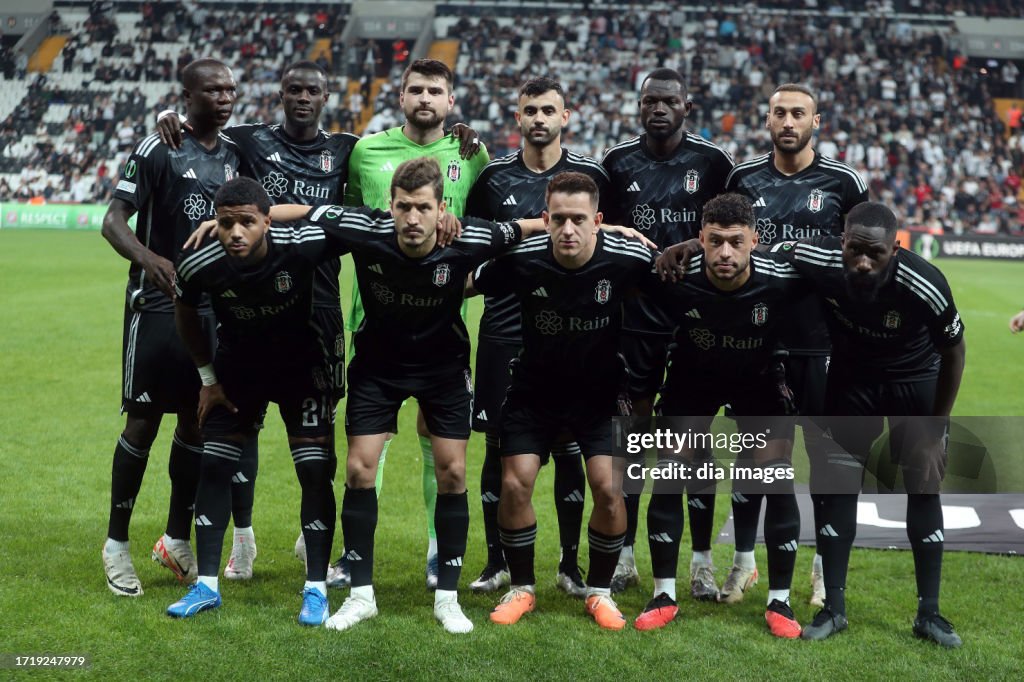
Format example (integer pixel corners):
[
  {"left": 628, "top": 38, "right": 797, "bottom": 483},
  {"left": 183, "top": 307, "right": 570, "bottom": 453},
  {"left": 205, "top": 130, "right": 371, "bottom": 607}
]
[
  {"left": 471, "top": 172, "right": 656, "bottom": 631},
  {"left": 344, "top": 59, "right": 490, "bottom": 588},
  {"left": 100, "top": 58, "right": 245, "bottom": 597},
  {"left": 169, "top": 176, "right": 343, "bottom": 624},
  {"left": 773, "top": 202, "right": 965, "bottom": 647},
  {"left": 602, "top": 67, "right": 733, "bottom": 599},
  {"left": 158, "top": 59, "right": 359, "bottom": 584},
  {"left": 641, "top": 193, "right": 805, "bottom": 636},
  {"left": 722, "top": 83, "right": 868, "bottom": 606},
  {"left": 463, "top": 76, "right": 610, "bottom": 597}
]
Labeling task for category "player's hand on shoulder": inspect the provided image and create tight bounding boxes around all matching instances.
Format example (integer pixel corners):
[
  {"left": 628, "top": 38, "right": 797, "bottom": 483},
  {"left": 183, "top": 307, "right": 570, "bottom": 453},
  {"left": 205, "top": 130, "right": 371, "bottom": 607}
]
[
  {"left": 655, "top": 238, "right": 703, "bottom": 282},
  {"left": 142, "top": 252, "right": 177, "bottom": 298},
  {"left": 197, "top": 383, "right": 237, "bottom": 427},
  {"left": 437, "top": 212, "right": 462, "bottom": 247},
  {"left": 451, "top": 122, "right": 481, "bottom": 160},
  {"left": 602, "top": 224, "right": 657, "bottom": 250},
  {"left": 155, "top": 110, "right": 190, "bottom": 149},
  {"left": 183, "top": 219, "right": 218, "bottom": 250}
]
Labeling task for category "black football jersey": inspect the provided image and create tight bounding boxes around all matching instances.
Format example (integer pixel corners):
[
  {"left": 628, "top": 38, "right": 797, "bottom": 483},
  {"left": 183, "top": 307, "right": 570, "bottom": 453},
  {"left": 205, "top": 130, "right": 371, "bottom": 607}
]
[
  {"left": 306, "top": 205, "right": 523, "bottom": 368},
  {"left": 648, "top": 251, "right": 807, "bottom": 375},
  {"left": 114, "top": 131, "right": 246, "bottom": 313},
  {"left": 465, "top": 148, "right": 611, "bottom": 342},
  {"left": 602, "top": 132, "right": 733, "bottom": 334},
  {"left": 473, "top": 231, "right": 655, "bottom": 391},
  {"left": 771, "top": 237, "right": 964, "bottom": 381},
  {"left": 224, "top": 124, "right": 358, "bottom": 310},
  {"left": 726, "top": 151, "right": 868, "bottom": 353},
  {"left": 175, "top": 222, "right": 342, "bottom": 352}
]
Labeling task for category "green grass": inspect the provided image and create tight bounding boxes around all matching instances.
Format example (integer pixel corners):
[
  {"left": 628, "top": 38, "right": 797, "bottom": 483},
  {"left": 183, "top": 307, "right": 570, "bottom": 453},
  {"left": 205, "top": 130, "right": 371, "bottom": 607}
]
[{"left": 1, "top": 230, "right": 1022, "bottom": 679}]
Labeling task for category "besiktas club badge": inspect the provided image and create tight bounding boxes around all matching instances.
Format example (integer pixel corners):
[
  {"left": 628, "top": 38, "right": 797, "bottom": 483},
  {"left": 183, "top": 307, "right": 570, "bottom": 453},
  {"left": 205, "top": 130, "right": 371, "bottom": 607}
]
[
  {"left": 275, "top": 271, "right": 292, "bottom": 293},
  {"left": 433, "top": 263, "right": 451, "bottom": 287}
]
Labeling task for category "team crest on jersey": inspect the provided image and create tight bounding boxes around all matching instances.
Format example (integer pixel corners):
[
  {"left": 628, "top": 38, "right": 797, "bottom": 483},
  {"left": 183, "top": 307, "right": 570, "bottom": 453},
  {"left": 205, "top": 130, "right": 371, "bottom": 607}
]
[
  {"left": 274, "top": 271, "right": 293, "bottom": 293},
  {"left": 684, "top": 170, "right": 700, "bottom": 194},
  {"left": 224, "top": 164, "right": 235, "bottom": 181},
  {"left": 594, "top": 279, "right": 612, "bottom": 304},
  {"left": 433, "top": 263, "right": 451, "bottom": 287},
  {"left": 752, "top": 302, "right": 768, "bottom": 327},
  {"left": 883, "top": 310, "right": 902, "bottom": 330},
  {"left": 807, "top": 189, "right": 825, "bottom": 213},
  {"left": 447, "top": 159, "right": 461, "bottom": 182},
  {"left": 320, "top": 150, "right": 334, "bottom": 172}
]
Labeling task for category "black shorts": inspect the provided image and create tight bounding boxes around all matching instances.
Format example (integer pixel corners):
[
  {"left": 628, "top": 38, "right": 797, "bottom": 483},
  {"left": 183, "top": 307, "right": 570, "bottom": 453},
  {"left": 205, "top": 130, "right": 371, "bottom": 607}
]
[
  {"left": 821, "top": 373, "right": 947, "bottom": 488},
  {"left": 121, "top": 309, "right": 215, "bottom": 416},
  {"left": 345, "top": 357, "right": 473, "bottom": 440},
  {"left": 313, "top": 306, "right": 346, "bottom": 402},
  {"left": 203, "top": 342, "right": 333, "bottom": 440},
  {"left": 621, "top": 332, "right": 671, "bottom": 400},
  {"left": 657, "top": 360, "right": 796, "bottom": 442},
  {"left": 785, "top": 353, "right": 828, "bottom": 415},
  {"left": 472, "top": 338, "right": 519, "bottom": 433}
]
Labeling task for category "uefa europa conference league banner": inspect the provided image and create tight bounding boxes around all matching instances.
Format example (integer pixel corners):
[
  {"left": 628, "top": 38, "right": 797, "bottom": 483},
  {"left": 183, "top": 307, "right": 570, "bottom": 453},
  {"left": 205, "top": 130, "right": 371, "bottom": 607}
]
[
  {"left": 909, "top": 231, "right": 1024, "bottom": 261},
  {"left": 0, "top": 203, "right": 109, "bottom": 230}
]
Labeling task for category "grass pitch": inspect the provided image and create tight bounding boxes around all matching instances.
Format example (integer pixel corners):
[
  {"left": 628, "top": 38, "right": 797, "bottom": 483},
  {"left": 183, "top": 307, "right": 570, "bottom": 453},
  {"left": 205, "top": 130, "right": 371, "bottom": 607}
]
[{"left": 1, "top": 230, "right": 1022, "bottom": 679}]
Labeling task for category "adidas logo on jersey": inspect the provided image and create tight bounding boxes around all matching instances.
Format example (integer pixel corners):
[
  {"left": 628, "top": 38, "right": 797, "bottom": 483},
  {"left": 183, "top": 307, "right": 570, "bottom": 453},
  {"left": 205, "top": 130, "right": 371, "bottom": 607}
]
[
  {"left": 503, "top": 195, "right": 517, "bottom": 206},
  {"left": 753, "top": 197, "right": 766, "bottom": 208},
  {"left": 444, "top": 557, "right": 463, "bottom": 567},
  {"left": 563, "top": 490, "right": 584, "bottom": 503},
  {"left": 266, "top": 152, "right": 283, "bottom": 162},
  {"left": 345, "top": 550, "right": 363, "bottom": 561},
  {"left": 778, "top": 541, "right": 799, "bottom": 552},
  {"left": 685, "top": 308, "right": 701, "bottom": 319},
  {"left": 220, "top": 289, "right": 238, "bottom": 298},
  {"left": 115, "top": 498, "right": 135, "bottom": 510},
  {"left": 195, "top": 515, "right": 213, "bottom": 527},
  {"left": 627, "top": 181, "right": 641, "bottom": 192},
  {"left": 532, "top": 287, "right": 549, "bottom": 297},
  {"left": 182, "top": 168, "right": 197, "bottom": 179},
  {"left": 649, "top": 532, "right": 673, "bottom": 543},
  {"left": 304, "top": 519, "right": 329, "bottom": 531},
  {"left": 922, "top": 530, "right": 944, "bottom": 543},
  {"left": 135, "top": 392, "right": 152, "bottom": 403},
  {"left": 481, "top": 492, "right": 499, "bottom": 503},
  {"left": 231, "top": 472, "right": 249, "bottom": 484},
  {"left": 368, "top": 264, "right": 383, "bottom": 274},
  {"left": 475, "top": 409, "right": 488, "bottom": 421},
  {"left": 379, "top": 161, "right": 395, "bottom": 172},
  {"left": 819, "top": 524, "right": 839, "bottom": 537}
]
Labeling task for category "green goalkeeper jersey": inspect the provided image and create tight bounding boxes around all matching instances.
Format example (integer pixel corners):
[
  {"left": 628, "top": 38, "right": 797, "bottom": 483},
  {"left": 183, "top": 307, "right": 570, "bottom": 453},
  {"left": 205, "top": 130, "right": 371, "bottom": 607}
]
[{"left": 344, "top": 126, "right": 490, "bottom": 333}]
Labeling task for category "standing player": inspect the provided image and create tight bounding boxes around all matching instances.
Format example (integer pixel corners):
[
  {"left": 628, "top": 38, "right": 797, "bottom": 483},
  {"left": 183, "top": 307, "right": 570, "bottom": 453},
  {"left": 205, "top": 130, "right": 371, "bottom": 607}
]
[
  {"left": 722, "top": 83, "right": 867, "bottom": 605},
  {"left": 100, "top": 59, "right": 244, "bottom": 596},
  {"left": 463, "top": 77, "right": 609, "bottom": 597},
  {"left": 770, "top": 203, "right": 965, "bottom": 647},
  {"left": 643, "top": 193, "right": 805, "bottom": 637},
  {"left": 158, "top": 60, "right": 358, "bottom": 584},
  {"left": 168, "top": 177, "right": 343, "bottom": 624},
  {"left": 343, "top": 58, "right": 490, "bottom": 587},
  {"left": 471, "top": 172, "right": 655, "bottom": 631},
  {"left": 602, "top": 68, "right": 733, "bottom": 598}
]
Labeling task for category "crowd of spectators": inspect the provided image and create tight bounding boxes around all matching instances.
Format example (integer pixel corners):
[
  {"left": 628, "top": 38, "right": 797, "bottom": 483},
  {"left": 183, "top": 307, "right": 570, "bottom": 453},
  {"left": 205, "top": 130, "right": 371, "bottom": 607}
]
[{"left": 1, "top": 1, "right": 1022, "bottom": 234}]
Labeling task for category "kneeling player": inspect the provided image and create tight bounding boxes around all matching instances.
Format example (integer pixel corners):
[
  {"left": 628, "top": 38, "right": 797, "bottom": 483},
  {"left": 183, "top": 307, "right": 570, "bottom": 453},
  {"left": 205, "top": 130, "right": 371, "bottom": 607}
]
[
  {"left": 470, "top": 172, "right": 656, "bottom": 631},
  {"left": 646, "top": 194, "right": 804, "bottom": 636}
]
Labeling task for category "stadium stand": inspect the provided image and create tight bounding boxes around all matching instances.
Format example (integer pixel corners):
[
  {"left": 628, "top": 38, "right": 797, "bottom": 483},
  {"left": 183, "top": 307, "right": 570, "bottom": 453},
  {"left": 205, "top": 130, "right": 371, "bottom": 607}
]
[{"left": 1, "top": 1, "right": 1022, "bottom": 234}]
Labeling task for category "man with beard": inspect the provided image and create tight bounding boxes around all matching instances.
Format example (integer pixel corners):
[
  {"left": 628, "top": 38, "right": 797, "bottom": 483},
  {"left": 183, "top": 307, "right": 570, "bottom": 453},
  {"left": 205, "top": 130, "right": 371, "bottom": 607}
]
[
  {"left": 722, "top": 83, "right": 867, "bottom": 606},
  {"left": 344, "top": 59, "right": 490, "bottom": 588},
  {"left": 601, "top": 68, "right": 733, "bottom": 600},
  {"left": 773, "top": 203, "right": 965, "bottom": 646},
  {"left": 463, "top": 77, "right": 610, "bottom": 597},
  {"left": 100, "top": 58, "right": 246, "bottom": 597}
]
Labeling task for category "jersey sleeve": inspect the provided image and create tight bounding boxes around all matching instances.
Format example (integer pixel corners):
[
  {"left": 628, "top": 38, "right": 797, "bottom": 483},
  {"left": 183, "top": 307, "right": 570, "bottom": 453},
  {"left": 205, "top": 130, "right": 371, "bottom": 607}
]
[
  {"left": 343, "top": 139, "right": 366, "bottom": 206},
  {"left": 599, "top": 154, "right": 625, "bottom": 224},
  {"left": 454, "top": 217, "right": 523, "bottom": 263},
  {"left": 769, "top": 235, "right": 836, "bottom": 284},
  {"left": 593, "top": 168, "right": 612, "bottom": 216},
  {"left": 466, "top": 144, "right": 491, "bottom": 182},
  {"left": 922, "top": 270, "right": 964, "bottom": 350},
  {"left": 113, "top": 138, "right": 166, "bottom": 210},
  {"left": 306, "top": 204, "right": 391, "bottom": 252},
  {"left": 173, "top": 242, "right": 211, "bottom": 307},
  {"left": 464, "top": 170, "right": 491, "bottom": 221},
  {"left": 840, "top": 170, "right": 870, "bottom": 217},
  {"left": 710, "top": 149, "right": 735, "bottom": 195}
]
